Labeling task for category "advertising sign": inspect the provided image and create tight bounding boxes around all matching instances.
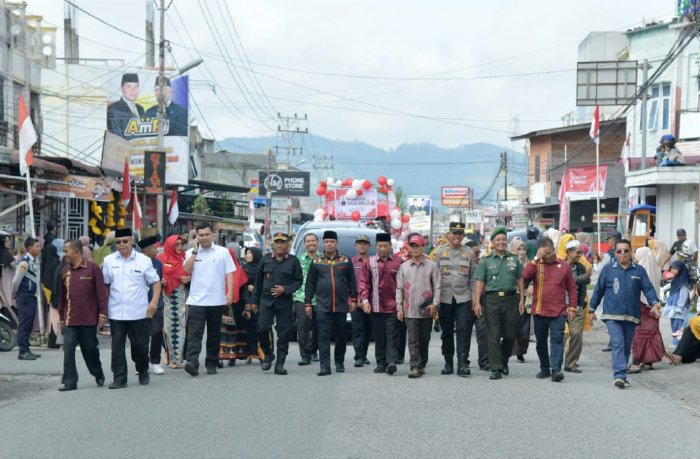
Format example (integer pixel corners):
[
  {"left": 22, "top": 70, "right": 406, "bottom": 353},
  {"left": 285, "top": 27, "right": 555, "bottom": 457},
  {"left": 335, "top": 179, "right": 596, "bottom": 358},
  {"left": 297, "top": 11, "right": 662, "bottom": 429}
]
[
  {"left": 406, "top": 195, "right": 431, "bottom": 233},
  {"left": 441, "top": 186, "right": 470, "bottom": 207},
  {"left": 258, "top": 170, "right": 311, "bottom": 197},
  {"left": 332, "top": 188, "right": 379, "bottom": 220},
  {"left": 465, "top": 210, "right": 483, "bottom": 224},
  {"left": 101, "top": 71, "right": 190, "bottom": 185},
  {"left": 38, "top": 175, "right": 114, "bottom": 202},
  {"left": 560, "top": 165, "right": 608, "bottom": 200},
  {"left": 143, "top": 151, "right": 166, "bottom": 194}
]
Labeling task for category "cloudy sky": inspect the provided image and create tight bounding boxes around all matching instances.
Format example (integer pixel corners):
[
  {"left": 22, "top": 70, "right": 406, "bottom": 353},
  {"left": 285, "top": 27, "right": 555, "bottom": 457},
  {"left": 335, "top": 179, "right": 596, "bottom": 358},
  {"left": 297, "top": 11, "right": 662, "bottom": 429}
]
[{"left": 30, "top": 0, "right": 672, "bottom": 149}]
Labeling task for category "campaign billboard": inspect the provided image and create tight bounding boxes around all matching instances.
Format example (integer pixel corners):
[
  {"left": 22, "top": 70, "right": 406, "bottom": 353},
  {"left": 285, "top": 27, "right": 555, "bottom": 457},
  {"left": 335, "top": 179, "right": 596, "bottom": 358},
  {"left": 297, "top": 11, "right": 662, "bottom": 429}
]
[
  {"left": 101, "top": 71, "right": 190, "bottom": 185},
  {"left": 258, "top": 170, "right": 311, "bottom": 197},
  {"left": 38, "top": 175, "right": 114, "bottom": 202},
  {"left": 406, "top": 195, "right": 431, "bottom": 233}
]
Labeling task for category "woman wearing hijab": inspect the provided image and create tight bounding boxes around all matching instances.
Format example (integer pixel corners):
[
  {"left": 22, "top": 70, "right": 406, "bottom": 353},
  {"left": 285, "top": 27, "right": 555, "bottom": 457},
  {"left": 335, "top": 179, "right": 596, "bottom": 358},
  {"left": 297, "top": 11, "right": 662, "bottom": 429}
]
[
  {"left": 649, "top": 239, "right": 670, "bottom": 271},
  {"left": 241, "top": 247, "right": 263, "bottom": 363},
  {"left": 575, "top": 232, "right": 595, "bottom": 262},
  {"left": 41, "top": 239, "right": 64, "bottom": 349},
  {"left": 545, "top": 228, "right": 561, "bottom": 250},
  {"left": 662, "top": 260, "right": 691, "bottom": 346},
  {"left": 0, "top": 235, "right": 16, "bottom": 308},
  {"left": 79, "top": 235, "right": 93, "bottom": 262},
  {"left": 628, "top": 247, "right": 666, "bottom": 372},
  {"left": 218, "top": 246, "right": 251, "bottom": 366},
  {"left": 509, "top": 237, "right": 531, "bottom": 362},
  {"left": 157, "top": 235, "right": 190, "bottom": 368}
]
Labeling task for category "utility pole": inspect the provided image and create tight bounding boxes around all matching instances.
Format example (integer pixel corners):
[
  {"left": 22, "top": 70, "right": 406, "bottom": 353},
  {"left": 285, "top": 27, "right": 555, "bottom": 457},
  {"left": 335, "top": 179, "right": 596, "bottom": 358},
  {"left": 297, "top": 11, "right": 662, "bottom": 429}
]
[
  {"left": 639, "top": 59, "right": 650, "bottom": 203},
  {"left": 265, "top": 148, "right": 272, "bottom": 252},
  {"left": 156, "top": 0, "right": 167, "bottom": 238},
  {"left": 145, "top": 0, "right": 155, "bottom": 67},
  {"left": 276, "top": 113, "right": 308, "bottom": 167},
  {"left": 501, "top": 151, "right": 508, "bottom": 201}
]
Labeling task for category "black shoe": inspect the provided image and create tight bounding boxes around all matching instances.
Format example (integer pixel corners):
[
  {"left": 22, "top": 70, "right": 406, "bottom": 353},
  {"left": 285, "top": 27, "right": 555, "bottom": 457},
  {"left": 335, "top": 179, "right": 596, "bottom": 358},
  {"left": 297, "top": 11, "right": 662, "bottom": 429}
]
[
  {"left": 217, "top": 361, "right": 224, "bottom": 369},
  {"left": 441, "top": 358, "right": 454, "bottom": 375},
  {"left": 311, "top": 352, "right": 319, "bottom": 362},
  {"left": 386, "top": 363, "right": 397, "bottom": 375},
  {"left": 228, "top": 360, "right": 236, "bottom": 367},
  {"left": 184, "top": 361, "right": 199, "bottom": 377},
  {"left": 489, "top": 371, "right": 502, "bottom": 380},
  {"left": 17, "top": 352, "right": 37, "bottom": 361},
  {"left": 517, "top": 355, "right": 525, "bottom": 363},
  {"left": 363, "top": 358, "right": 370, "bottom": 365},
  {"left": 501, "top": 366, "right": 509, "bottom": 376},
  {"left": 456, "top": 354, "right": 470, "bottom": 377},
  {"left": 206, "top": 367, "right": 217, "bottom": 375},
  {"left": 335, "top": 363, "right": 345, "bottom": 373},
  {"left": 138, "top": 372, "right": 150, "bottom": 385},
  {"left": 564, "top": 367, "right": 582, "bottom": 373},
  {"left": 108, "top": 381, "right": 127, "bottom": 389},
  {"left": 373, "top": 365, "right": 387, "bottom": 374},
  {"left": 354, "top": 359, "right": 364, "bottom": 368},
  {"left": 58, "top": 384, "right": 77, "bottom": 392},
  {"left": 298, "top": 358, "right": 311, "bottom": 366},
  {"left": 261, "top": 357, "right": 273, "bottom": 371},
  {"left": 551, "top": 372, "right": 564, "bottom": 382},
  {"left": 317, "top": 368, "right": 331, "bottom": 376},
  {"left": 28, "top": 351, "right": 42, "bottom": 358},
  {"left": 602, "top": 346, "right": 612, "bottom": 352},
  {"left": 274, "top": 365, "right": 287, "bottom": 375},
  {"left": 397, "top": 358, "right": 405, "bottom": 364},
  {"left": 479, "top": 366, "right": 491, "bottom": 372},
  {"left": 95, "top": 375, "right": 105, "bottom": 387},
  {"left": 536, "top": 370, "right": 552, "bottom": 379}
]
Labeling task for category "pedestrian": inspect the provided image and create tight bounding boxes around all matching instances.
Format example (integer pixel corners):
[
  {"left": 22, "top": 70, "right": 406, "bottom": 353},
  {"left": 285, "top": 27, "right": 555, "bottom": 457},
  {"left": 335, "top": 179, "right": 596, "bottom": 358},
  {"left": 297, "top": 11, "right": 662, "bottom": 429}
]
[
  {"left": 396, "top": 234, "right": 440, "bottom": 379},
  {"left": 351, "top": 234, "right": 373, "bottom": 367},
  {"left": 509, "top": 237, "right": 531, "bottom": 363},
  {"left": 248, "top": 232, "right": 302, "bottom": 375},
  {"left": 157, "top": 235, "right": 190, "bottom": 369},
  {"left": 661, "top": 261, "right": 691, "bottom": 346},
  {"left": 629, "top": 247, "right": 665, "bottom": 372},
  {"left": 183, "top": 222, "right": 235, "bottom": 376},
  {"left": 218, "top": 246, "right": 250, "bottom": 366},
  {"left": 241, "top": 247, "right": 263, "bottom": 362},
  {"left": 12, "top": 237, "right": 43, "bottom": 360},
  {"left": 80, "top": 235, "right": 93, "bottom": 262},
  {"left": 522, "top": 237, "right": 576, "bottom": 382},
  {"left": 0, "top": 234, "right": 16, "bottom": 308},
  {"left": 431, "top": 221, "right": 478, "bottom": 377},
  {"left": 668, "top": 316, "right": 700, "bottom": 364},
  {"left": 57, "top": 239, "right": 107, "bottom": 391},
  {"left": 137, "top": 236, "right": 166, "bottom": 375},
  {"left": 649, "top": 239, "right": 670, "bottom": 271},
  {"left": 562, "top": 240, "right": 591, "bottom": 373},
  {"left": 473, "top": 228, "right": 525, "bottom": 380},
  {"left": 589, "top": 239, "right": 662, "bottom": 389},
  {"left": 102, "top": 228, "right": 161, "bottom": 389},
  {"left": 304, "top": 230, "right": 358, "bottom": 376},
  {"left": 45, "top": 239, "right": 65, "bottom": 349},
  {"left": 359, "top": 232, "right": 402, "bottom": 375},
  {"left": 599, "top": 230, "right": 623, "bottom": 352},
  {"left": 293, "top": 234, "right": 319, "bottom": 366}
]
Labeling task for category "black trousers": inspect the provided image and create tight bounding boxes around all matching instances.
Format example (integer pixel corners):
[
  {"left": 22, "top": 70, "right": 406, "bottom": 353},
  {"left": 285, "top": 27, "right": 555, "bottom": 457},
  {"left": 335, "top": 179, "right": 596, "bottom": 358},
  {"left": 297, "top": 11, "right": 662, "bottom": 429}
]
[
  {"left": 474, "top": 315, "right": 489, "bottom": 368},
  {"left": 372, "top": 312, "right": 399, "bottom": 366},
  {"left": 257, "top": 302, "right": 292, "bottom": 361},
  {"left": 398, "top": 319, "right": 407, "bottom": 360},
  {"left": 237, "top": 301, "right": 259, "bottom": 356},
  {"left": 110, "top": 319, "right": 149, "bottom": 383},
  {"left": 406, "top": 317, "right": 433, "bottom": 369},
  {"left": 483, "top": 294, "right": 518, "bottom": 371},
  {"left": 439, "top": 299, "right": 474, "bottom": 361},
  {"left": 16, "top": 294, "right": 36, "bottom": 354},
  {"left": 148, "top": 308, "right": 164, "bottom": 364},
  {"left": 316, "top": 310, "right": 347, "bottom": 370},
  {"left": 351, "top": 309, "right": 372, "bottom": 360},
  {"left": 62, "top": 325, "right": 103, "bottom": 387},
  {"left": 186, "top": 305, "right": 224, "bottom": 370},
  {"left": 294, "top": 301, "right": 317, "bottom": 359}
]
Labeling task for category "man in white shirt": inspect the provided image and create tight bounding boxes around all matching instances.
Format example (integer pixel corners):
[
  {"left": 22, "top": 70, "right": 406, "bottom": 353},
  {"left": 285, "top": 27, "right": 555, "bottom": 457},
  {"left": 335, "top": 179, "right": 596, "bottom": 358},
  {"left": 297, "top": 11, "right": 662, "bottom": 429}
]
[
  {"left": 102, "top": 228, "right": 161, "bottom": 389},
  {"left": 183, "top": 222, "right": 235, "bottom": 376}
]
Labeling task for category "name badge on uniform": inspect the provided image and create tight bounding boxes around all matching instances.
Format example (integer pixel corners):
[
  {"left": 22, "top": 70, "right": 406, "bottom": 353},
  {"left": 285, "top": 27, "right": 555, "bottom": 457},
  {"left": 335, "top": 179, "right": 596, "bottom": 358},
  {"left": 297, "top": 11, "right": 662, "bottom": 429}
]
[
  {"left": 459, "top": 266, "right": 468, "bottom": 273},
  {"left": 440, "top": 253, "right": 449, "bottom": 259},
  {"left": 442, "top": 267, "right": 449, "bottom": 273},
  {"left": 80, "top": 276, "right": 93, "bottom": 280},
  {"left": 266, "top": 272, "right": 272, "bottom": 279}
]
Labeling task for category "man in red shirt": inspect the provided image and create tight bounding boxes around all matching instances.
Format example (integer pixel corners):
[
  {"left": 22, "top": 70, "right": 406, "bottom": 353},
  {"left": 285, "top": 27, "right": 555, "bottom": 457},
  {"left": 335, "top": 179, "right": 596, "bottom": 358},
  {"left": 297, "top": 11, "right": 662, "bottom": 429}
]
[
  {"left": 57, "top": 239, "right": 108, "bottom": 391},
  {"left": 360, "top": 232, "right": 403, "bottom": 374},
  {"left": 523, "top": 237, "right": 577, "bottom": 382}
]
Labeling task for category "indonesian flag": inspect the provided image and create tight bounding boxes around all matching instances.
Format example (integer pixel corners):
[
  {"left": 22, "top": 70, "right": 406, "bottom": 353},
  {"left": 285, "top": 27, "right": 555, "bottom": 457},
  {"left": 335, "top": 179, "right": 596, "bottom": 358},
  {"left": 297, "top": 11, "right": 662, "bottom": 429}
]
[
  {"left": 621, "top": 132, "right": 631, "bottom": 173},
  {"left": 133, "top": 186, "right": 142, "bottom": 231},
  {"left": 122, "top": 159, "right": 131, "bottom": 206},
  {"left": 589, "top": 106, "right": 600, "bottom": 144},
  {"left": 168, "top": 190, "right": 179, "bottom": 225},
  {"left": 248, "top": 195, "right": 255, "bottom": 229},
  {"left": 18, "top": 94, "right": 37, "bottom": 177}
]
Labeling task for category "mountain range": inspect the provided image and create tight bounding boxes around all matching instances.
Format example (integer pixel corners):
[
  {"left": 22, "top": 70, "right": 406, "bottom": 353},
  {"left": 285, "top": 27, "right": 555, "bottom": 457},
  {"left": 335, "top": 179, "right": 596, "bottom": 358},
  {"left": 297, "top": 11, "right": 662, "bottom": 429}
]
[{"left": 218, "top": 135, "right": 527, "bottom": 203}]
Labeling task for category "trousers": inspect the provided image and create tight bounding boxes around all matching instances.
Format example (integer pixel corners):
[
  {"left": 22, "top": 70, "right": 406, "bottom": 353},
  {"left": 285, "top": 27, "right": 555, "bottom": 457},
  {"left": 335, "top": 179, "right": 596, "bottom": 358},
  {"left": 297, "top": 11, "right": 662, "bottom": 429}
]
[
  {"left": 316, "top": 310, "right": 346, "bottom": 370},
  {"left": 351, "top": 309, "right": 372, "bottom": 360},
  {"left": 606, "top": 319, "right": 637, "bottom": 380},
  {"left": 533, "top": 315, "right": 566, "bottom": 373},
  {"left": 564, "top": 307, "right": 585, "bottom": 369},
  {"left": 372, "top": 312, "right": 399, "bottom": 366},
  {"left": 148, "top": 308, "right": 164, "bottom": 364},
  {"left": 484, "top": 294, "right": 518, "bottom": 371},
  {"left": 258, "top": 302, "right": 292, "bottom": 362},
  {"left": 62, "top": 325, "right": 103, "bottom": 386},
  {"left": 439, "top": 299, "right": 474, "bottom": 362},
  {"left": 186, "top": 305, "right": 224, "bottom": 370},
  {"left": 110, "top": 319, "right": 149, "bottom": 383},
  {"left": 406, "top": 317, "right": 432, "bottom": 369},
  {"left": 294, "top": 302, "right": 318, "bottom": 358},
  {"left": 16, "top": 294, "right": 37, "bottom": 354}
]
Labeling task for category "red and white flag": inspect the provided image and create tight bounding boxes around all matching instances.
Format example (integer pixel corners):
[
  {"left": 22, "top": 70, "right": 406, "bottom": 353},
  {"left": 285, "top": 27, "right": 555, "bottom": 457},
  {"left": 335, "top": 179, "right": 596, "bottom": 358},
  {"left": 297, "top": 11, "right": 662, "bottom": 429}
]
[
  {"left": 133, "top": 186, "right": 142, "bottom": 231},
  {"left": 122, "top": 159, "right": 131, "bottom": 206},
  {"left": 168, "top": 190, "right": 179, "bottom": 225},
  {"left": 247, "top": 195, "right": 255, "bottom": 230},
  {"left": 621, "top": 132, "right": 631, "bottom": 173},
  {"left": 589, "top": 106, "right": 600, "bottom": 144},
  {"left": 18, "top": 94, "right": 37, "bottom": 177}
]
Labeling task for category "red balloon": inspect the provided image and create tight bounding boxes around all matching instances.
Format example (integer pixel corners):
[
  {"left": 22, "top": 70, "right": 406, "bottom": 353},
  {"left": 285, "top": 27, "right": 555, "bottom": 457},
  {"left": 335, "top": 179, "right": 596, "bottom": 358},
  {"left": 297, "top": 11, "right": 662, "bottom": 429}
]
[
  {"left": 326, "top": 190, "right": 335, "bottom": 200},
  {"left": 343, "top": 178, "right": 353, "bottom": 186},
  {"left": 362, "top": 180, "right": 372, "bottom": 190},
  {"left": 377, "top": 176, "right": 387, "bottom": 186},
  {"left": 356, "top": 189, "right": 363, "bottom": 196},
  {"left": 351, "top": 211, "right": 361, "bottom": 222},
  {"left": 316, "top": 185, "right": 326, "bottom": 196},
  {"left": 379, "top": 187, "right": 388, "bottom": 194},
  {"left": 401, "top": 214, "right": 411, "bottom": 223},
  {"left": 377, "top": 203, "right": 388, "bottom": 217}
]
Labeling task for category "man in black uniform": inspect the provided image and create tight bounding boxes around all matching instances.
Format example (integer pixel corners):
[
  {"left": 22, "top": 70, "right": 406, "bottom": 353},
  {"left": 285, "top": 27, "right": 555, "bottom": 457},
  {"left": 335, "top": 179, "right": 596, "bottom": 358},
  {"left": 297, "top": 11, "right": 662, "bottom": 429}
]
[
  {"left": 305, "top": 230, "right": 358, "bottom": 376},
  {"left": 250, "top": 232, "right": 303, "bottom": 375}
]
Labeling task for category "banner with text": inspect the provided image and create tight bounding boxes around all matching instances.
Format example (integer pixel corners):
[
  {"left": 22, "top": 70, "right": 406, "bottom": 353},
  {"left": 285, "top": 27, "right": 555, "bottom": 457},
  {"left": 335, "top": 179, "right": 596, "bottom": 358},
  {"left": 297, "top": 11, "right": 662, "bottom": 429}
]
[
  {"left": 38, "top": 175, "right": 114, "bottom": 202},
  {"left": 406, "top": 195, "right": 431, "bottom": 233},
  {"left": 332, "top": 188, "right": 379, "bottom": 220},
  {"left": 258, "top": 170, "right": 311, "bottom": 197}
]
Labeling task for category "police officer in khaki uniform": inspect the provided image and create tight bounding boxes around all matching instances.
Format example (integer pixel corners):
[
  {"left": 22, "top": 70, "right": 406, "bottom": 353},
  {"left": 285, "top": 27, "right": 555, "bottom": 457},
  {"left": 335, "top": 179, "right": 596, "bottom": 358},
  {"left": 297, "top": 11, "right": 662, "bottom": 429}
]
[
  {"left": 432, "top": 222, "right": 478, "bottom": 377},
  {"left": 473, "top": 227, "right": 525, "bottom": 380}
]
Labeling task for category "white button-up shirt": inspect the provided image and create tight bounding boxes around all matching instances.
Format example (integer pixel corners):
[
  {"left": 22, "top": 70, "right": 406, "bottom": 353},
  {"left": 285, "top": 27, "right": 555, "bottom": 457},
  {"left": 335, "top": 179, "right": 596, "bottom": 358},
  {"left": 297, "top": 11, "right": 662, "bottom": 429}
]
[
  {"left": 186, "top": 244, "right": 235, "bottom": 306},
  {"left": 102, "top": 249, "right": 160, "bottom": 320}
]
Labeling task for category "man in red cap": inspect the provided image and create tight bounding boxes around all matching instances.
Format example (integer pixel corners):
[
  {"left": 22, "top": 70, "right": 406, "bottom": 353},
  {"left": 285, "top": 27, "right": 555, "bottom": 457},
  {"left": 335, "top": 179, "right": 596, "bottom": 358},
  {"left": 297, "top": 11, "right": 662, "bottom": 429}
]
[{"left": 396, "top": 234, "right": 441, "bottom": 378}]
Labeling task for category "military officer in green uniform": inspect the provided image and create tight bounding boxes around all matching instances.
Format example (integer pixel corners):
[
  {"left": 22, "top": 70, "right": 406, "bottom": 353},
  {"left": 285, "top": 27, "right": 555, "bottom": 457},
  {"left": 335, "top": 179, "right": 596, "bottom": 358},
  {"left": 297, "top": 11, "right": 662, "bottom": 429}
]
[
  {"left": 431, "top": 222, "right": 478, "bottom": 377},
  {"left": 473, "top": 227, "right": 525, "bottom": 380}
]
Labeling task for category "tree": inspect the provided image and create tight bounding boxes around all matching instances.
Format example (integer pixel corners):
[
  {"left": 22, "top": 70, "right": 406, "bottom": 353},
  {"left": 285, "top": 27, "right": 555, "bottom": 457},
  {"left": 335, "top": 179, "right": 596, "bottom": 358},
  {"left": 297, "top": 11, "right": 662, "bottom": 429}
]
[
  {"left": 394, "top": 185, "right": 405, "bottom": 212},
  {"left": 193, "top": 195, "right": 212, "bottom": 216}
]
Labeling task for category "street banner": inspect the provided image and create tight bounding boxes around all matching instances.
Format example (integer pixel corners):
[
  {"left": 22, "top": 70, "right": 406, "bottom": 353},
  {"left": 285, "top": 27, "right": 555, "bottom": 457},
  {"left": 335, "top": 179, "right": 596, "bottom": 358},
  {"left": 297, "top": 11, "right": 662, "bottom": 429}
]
[
  {"left": 143, "top": 151, "right": 166, "bottom": 195},
  {"left": 258, "top": 170, "right": 311, "bottom": 197},
  {"left": 332, "top": 188, "right": 379, "bottom": 220},
  {"left": 441, "top": 186, "right": 470, "bottom": 207},
  {"left": 465, "top": 210, "right": 483, "bottom": 224},
  {"left": 38, "top": 174, "right": 114, "bottom": 202},
  {"left": 406, "top": 195, "right": 431, "bottom": 233},
  {"left": 560, "top": 165, "right": 608, "bottom": 200},
  {"left": 101, "top": 71, "right": 190, "bottom": 185}
]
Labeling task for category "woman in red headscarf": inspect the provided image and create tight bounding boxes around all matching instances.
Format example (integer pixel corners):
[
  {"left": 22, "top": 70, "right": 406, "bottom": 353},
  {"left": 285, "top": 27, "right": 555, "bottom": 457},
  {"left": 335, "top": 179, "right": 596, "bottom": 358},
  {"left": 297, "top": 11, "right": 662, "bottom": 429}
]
[{"left": 158, "top": 235, "right": 190, "bottom": 368}]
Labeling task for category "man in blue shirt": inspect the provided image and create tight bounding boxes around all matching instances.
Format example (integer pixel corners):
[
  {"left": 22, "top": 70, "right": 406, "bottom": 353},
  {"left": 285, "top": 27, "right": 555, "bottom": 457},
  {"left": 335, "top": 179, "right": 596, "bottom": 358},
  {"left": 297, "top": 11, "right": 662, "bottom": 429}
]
[
  {"left": 138, "top": 236, "right": 165, "bottom": 375},
  {"left": 589, "top": 239, "right": 662, "bottom": 389}
]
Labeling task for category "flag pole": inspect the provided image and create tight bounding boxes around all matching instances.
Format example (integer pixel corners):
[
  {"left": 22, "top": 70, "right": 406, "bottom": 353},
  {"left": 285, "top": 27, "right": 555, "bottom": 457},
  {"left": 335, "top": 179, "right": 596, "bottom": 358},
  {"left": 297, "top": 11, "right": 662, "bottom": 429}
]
[
  {"left": 25, "top": 165, "right": 45, "bottom": 340},
  {"left": 596, "top": 140, "right": 601, "bottom": 254}
]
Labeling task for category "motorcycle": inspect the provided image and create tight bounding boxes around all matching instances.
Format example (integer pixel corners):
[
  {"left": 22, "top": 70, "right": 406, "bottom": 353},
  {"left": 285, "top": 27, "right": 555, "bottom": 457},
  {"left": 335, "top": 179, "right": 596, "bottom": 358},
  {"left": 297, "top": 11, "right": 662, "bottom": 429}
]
[{"left": 0, "top": 310, "right": 16, "bottom": 351}]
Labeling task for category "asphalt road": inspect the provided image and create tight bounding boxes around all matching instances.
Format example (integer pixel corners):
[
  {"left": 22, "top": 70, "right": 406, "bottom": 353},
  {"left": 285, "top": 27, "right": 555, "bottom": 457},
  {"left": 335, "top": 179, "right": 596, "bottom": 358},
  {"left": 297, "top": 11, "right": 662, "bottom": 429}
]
[{"left": 1, "top": 320, "right": 699, "bottom": 459}]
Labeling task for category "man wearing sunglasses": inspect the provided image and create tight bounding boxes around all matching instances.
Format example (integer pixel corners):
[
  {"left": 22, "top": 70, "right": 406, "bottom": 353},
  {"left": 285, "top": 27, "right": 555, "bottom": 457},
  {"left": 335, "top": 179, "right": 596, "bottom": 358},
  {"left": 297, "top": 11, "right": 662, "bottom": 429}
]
[
  {"left": 562, "top": 240, "right": 591, "bottom": 373},
  {"left": 589, "top": 239, "right": 662, "bottom": 389}
]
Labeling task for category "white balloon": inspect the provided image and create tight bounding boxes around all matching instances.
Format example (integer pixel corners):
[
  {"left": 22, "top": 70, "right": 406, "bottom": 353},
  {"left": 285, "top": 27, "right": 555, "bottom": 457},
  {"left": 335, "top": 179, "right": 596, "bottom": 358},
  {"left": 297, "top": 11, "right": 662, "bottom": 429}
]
[
  {"left": 390, "top": 209, "right": 401, "bottom": 220},
  {"left": 387, "top": 178, "right": 395, "bottom": 186},
  {"left": 314, "top": 208, "right": 325, "bottom": 217},
  {"left": 345, "top": 189, "right": 357, "bottom": 199},
  {"left": 397, "top": 240, "right": 404, "bottom": 249},
  {"left": 313, "top": 215, "right": 323, "bottom": 222},
  {"left": 391, "top": 218, "right": 402, "bottom": 230},
  {"left": 326, "top": 177, "right": 334, "bottom": 186},
  {"left": 352, "top": 179, "right": 362, "bottom": 190},
  {"left": 335, "top": 179, "right": 342, "bottom": 187}
]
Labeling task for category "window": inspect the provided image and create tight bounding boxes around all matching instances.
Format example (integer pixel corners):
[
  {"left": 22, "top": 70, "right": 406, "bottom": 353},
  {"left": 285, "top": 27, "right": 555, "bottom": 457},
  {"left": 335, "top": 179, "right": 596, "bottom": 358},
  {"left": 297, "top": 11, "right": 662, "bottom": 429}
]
[
  {"left": 534, "top": 155, "right": 540, "bottom": 182},
  {"left": 661, "top": 83, "right": 671, "bottom": 130},
  {"left": 639, "top": 83, "right": 671, "bottom": 131},
  {"left": 647, "top": 86, "right": 659, "bottom": 131}
]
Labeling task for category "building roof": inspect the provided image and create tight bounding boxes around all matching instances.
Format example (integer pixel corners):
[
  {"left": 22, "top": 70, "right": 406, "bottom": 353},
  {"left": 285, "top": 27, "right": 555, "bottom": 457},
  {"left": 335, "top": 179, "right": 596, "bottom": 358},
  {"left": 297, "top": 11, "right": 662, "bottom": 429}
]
[{"left": 510, "top": 118, "right": 625, "bottom": 141}]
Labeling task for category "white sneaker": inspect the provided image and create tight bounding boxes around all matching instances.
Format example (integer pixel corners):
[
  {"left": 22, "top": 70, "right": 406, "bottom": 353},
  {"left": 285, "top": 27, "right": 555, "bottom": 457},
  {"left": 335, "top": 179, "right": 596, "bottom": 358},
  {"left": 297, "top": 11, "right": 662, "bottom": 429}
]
[
  {"left": 150, "top": 363, "right": 165, "bottom": 375},
  {"left": 614, "top": 378, "right": 626, "bottom": 389}
]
